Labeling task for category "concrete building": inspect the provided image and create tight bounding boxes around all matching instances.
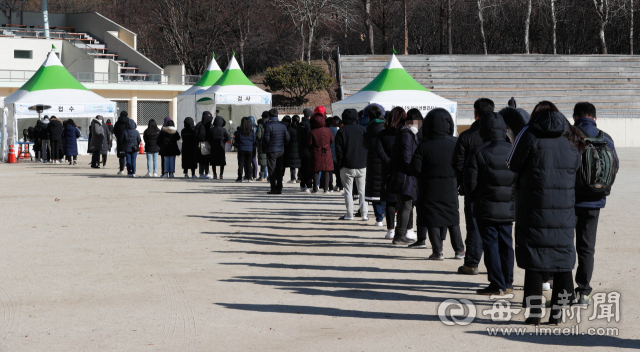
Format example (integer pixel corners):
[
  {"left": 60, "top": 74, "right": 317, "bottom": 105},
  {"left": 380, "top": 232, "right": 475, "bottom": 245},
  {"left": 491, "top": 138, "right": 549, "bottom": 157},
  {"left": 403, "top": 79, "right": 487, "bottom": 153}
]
[{"left": 0, "top": 11, "right": 195, "bottom": 127}]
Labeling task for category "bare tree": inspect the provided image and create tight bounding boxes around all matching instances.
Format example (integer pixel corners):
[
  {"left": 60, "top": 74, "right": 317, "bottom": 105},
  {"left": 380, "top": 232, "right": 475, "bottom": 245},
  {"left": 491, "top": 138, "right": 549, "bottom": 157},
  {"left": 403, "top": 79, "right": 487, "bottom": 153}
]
[
  {"left": 551, "top": 0, "right": 557, "bottom": 54},
  {"left": 632, "top": 0, "right": 635, "bottom": 54},
  {"left": 271, "top": 0, "right": 307, "bottom": 61},
  {"left": 364, "top": 0, "right": 374, "bottom": 54},
  {"left": 477, "top": 0, "right": 487, "bottom": 54},
  {"left": 525, "top": 0, "right": 532, "bottom": 53},
  {"left": 225, "top": 0, "right": 262, "bottom": 70},
  {"left": 370, "top": 0, "right": 400, "bottom": 53},
  {"left": 592, "top": 0, "right": 618, "bottom": 54}
]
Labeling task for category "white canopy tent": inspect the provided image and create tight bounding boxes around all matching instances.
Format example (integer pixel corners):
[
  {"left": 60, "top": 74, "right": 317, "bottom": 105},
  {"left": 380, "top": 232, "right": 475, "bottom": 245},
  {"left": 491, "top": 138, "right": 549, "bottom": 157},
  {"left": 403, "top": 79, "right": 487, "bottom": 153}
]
[
  {"left": 332, "top": 55, "right": 458, "bottom": 132},
  {"left": 1, "top": 50, "right": 116, "bottom": 160},
  {"left": 176, "top": 57, "right": 222, "bottom": 132},
  {"left": 195, "top": 56, "right": 271, "bottom": 128}
]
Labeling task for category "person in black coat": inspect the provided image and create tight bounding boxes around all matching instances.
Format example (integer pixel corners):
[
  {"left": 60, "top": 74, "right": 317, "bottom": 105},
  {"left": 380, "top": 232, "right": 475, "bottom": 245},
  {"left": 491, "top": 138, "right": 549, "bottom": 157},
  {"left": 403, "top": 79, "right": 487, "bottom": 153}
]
[
  {"left": 47, "top": 116, "right": 64, "bottom": 163},
  {"left": 376, "top": 117, "right": 402, "bottom": 239},
  {"left": 507, "top": 101, "right": 581, "bottom": 325},
  {"left": 453, "top": 98, "right": 494, "bottom": 275},
  {"left": 297, "top": 109, "right": 313, "bottom": 190},
  {"left": 88, "top": 116, "right": 105, "bottom": 168},
  {"left": 157, "top": 120, "right": 181, "bottom": 178},
  {"left": 335, "top": 108, "right": 368, "bottom": 220},
  {"left": 464, "top": 112, "right": 517, "bottom": 295},
  {"left": 123, "top": 119, "right": 141, "bottom": 176},
  {"left": 113, "top": 111, "right": 130, "bottom": 174},
  {"left": 143, "top": 119, "right": 161, "bottom": 177},
  {"left": 284, "top": 115, "right": 301, "bottom": 183},
  {"left": 207, "top": 116, "right": 231, "bottom": 179},
  {"left": 411, "top": 108, "right": 464, "bottom": 260},
  {"left": 263, "top": 109, "right": 290, "bottom": 194},
  {"left": 100, "top": 119, "right": 111, "bottom": 168},
  {"left": 499, "top": 107, "right": 530, "bottom": 140},
  {"left": 195, "top": 111, "right": 214, "bottom": 178},
  {"left": 234, "top": 117, "right": 256, "bottom": 182},
  {"left": 32, "top": 121, "right": 42, "bottom": 161},
  {"left": 363, "top": 105, "right": 385, "bottom": 226},
  {"left": 181, "top": 117, "right": 198, "bottom": 178}
]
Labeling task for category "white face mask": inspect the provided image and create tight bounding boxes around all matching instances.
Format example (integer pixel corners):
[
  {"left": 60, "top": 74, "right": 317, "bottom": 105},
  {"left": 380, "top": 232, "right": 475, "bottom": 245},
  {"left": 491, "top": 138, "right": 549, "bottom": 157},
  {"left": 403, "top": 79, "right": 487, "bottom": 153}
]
[
  {"left": 410, "top": 126, "right": 419, "bottom": 135},
  {"left": 506, "top": 130, "right": 515, "bottom": 142}
]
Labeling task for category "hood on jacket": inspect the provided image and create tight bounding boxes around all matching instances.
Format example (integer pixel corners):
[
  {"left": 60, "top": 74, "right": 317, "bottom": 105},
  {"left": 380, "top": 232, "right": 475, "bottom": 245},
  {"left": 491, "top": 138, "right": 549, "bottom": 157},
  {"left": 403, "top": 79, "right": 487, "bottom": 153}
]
[
  {"left": 127, "top": 119, "right": 137, "bottom": 130},
  {"left": 480, "top": 112, "right": 507, "bottom": 142},
  {"left": 529, "top": 111, "right": 569, "bottom": 137},
  {"left": 363, "top": 103, "right": 385, "bottom": 120},
  {"left": 202, "top": 111, "right": 213, "bottom": 129},
  {"left": 359, "top": 115, "right": 370, "bottom": 127},
  {"left": 311, "top": 113, "right": 326, "bottom": 129},
  {"left": 248, "top": 116, "right": 256, "bottom": 126},
  {"left": 162, "top": 126, "right": 178, "bottom": 134},
  {"left": 425, "top": 108, "right": 450, "bottom": 140},
  {"left": 116, "top": 114, "right": 129, "bottom": 126},
  {"left": 499, "top": 107, "right": 530, "bottom": 135},
  {"left": 91, "top": 118, "right": 103, "bottom": 125},
  {"left": 42, "top": 117, "right": 50, "bottom": 124},
  {"left": 213, "top": 116, "right": 225, "bottom": 127},
  {"left": 314, "top": 106, "right": 327, "bottom": 117},
  {"left": 162, "top": 116, "right": 171, "bottom": 127},
  {"left": 184, "top": 117, "right": 195, "bottom": 131},
  {"left": 342, "top": 109, "right": 358, "bottom": 125}
]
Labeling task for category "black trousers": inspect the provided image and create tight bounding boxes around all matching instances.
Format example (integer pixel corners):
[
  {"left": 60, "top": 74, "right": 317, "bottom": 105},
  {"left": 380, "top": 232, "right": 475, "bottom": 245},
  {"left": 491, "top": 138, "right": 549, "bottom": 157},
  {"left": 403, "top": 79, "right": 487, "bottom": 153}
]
[
  {"left": 575, "top": 207, "right": 600, "bottom": 295},
  {"left": 267, "top": 152, "right": 284, "bottom": 191},
  {"left": 238, "top": 151, "right": 253, "bottom": 179},
  {"left": 119, "top": 156, "right": 125, "bottom": 172},
  {"left": 395, "top": 195, "right": 414, "bottom": 237},
  {"left": 50, "top": 140, "right": 61, "bottom": 160},
  {"left": 101, "top": 153, "right": 108, "bottom": 166},
  {"left": 299, "top": 157, "right": 312, "bottom": 188},
  {"left": 478, "top": 221, "right": 514, "bottom": 291},
  {"left": 427, "top": 225, "right": 464, "bottom": 254},
  {"left": 91, "top": 152, "right": 101, "bottom": 167},
  {"left": 464, "top": 197, "right": 483, "bottom": 268},
  {"left": 386, "top": 202, "right": 413, "bottom": 231},
  {"left": 523, "top": 270, "right": 574, "bottom": 319}
]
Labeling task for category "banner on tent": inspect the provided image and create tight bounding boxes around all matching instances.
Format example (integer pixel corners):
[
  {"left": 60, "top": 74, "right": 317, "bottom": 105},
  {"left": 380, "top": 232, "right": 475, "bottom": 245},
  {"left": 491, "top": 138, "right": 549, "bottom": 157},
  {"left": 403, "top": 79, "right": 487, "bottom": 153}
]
[
  {"left": 14, "top": 103, "right": 115, "bottom": 117},
  {"left": 389, "top": 103, "right": 457, "bottom": 116},
  {"left": 215, "top": 94, "right": 271, "bottom": 105}
]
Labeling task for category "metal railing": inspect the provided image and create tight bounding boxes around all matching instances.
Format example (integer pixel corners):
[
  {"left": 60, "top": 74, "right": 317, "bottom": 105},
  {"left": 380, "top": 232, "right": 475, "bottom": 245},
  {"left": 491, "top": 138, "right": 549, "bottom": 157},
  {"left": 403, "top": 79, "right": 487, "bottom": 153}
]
[{"left": 0, "top": 69, "right": 201, "bottom": 85}]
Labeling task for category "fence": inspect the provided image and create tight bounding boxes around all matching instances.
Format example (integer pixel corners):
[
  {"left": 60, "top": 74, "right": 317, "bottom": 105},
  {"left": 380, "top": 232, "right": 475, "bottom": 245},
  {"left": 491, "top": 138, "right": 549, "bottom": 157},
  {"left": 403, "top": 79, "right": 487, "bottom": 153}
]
[
  {"left": 0, "top": 69, "right": 200, "bottom": 85},
  {"left": 273, "top": 106, "right": 333, "bottom": 116}
]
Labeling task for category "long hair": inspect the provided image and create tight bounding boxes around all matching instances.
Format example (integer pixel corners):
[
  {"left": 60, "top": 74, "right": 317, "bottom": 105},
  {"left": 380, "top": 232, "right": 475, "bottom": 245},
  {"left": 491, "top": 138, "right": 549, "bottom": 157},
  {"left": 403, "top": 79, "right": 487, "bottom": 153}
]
[
  {"left": 530, "top": 101, "right": 559, "bottom": 121},
  {"left": 385, "top": 107, "right": 406, "bottom": 130},
  {"left": 241, "top": 117, "right": 252, "bottom": 136},
  {"left": 145, "top": 119, "right": 160, "bottom": 137},
  {"left": 66, "top": 119, "right": 77, "bottom": 127},
  {"left": 291, "top": 115, "right": 300, "bottom": 127}
]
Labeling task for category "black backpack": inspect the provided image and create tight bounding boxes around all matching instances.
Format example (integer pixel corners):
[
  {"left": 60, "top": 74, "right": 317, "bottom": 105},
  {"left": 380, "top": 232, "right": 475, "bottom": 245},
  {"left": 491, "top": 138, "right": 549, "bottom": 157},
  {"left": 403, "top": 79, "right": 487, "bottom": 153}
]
[{"left": 575, "top": 125, "right": 617, "bottom": 196}]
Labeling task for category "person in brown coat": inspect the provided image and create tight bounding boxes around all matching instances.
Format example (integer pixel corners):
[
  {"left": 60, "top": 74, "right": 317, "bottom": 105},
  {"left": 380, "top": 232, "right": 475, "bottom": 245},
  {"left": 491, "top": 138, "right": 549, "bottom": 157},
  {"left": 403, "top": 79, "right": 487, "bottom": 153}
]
[{"left": 308, "top": 112, "right": 334, "bottom": 193}]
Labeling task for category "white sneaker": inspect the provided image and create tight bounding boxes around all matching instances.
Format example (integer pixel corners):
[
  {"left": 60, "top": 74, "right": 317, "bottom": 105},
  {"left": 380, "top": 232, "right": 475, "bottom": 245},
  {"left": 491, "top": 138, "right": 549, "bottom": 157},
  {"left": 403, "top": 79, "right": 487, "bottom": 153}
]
[
  {"left": 374, "top": 221, "right": 384, "bottom": 227},
  {"left": 117, "top": 170, "right": 124, "bottom": 175},
  {"left": 144, "top": 173, "right": 152, "bottom": 177},
  {"left": 542, "top": 282, "right": 551, "bottom": 291},
  {"left": 385, "top": 230, "right": 395, "bottom": 239},
  {"left": 406, "top": 229, "right": 417, "bottom": 240}
]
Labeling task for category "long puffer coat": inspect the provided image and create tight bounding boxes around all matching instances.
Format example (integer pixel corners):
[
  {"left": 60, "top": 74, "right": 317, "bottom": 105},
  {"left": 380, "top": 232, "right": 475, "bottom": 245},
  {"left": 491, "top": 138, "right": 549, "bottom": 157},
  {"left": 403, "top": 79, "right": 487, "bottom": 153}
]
[
  {"left": 88, "top": 118, "right": 105, "bottom": 153},
  {"left": 207, "top": 116, "right": 230, "bottom": 166},
  {"left": 410, "top": 109, "right": 460, "bottom": 228},
  {"left": 47, "top": 118, "right": 64, "bottom": 142},
  {"left": 464, "top": 112, "right": 517, "bottom": 224},
  {"left": 507, "top": 111, "right": 581, "bottom": 272},
  {"left": 285, "top": 124, "right": 301, "bottom": 168},
  {"left": 452, "top": 119, "right": 483, "bottom": 195},
  {"left": 195, "top": 112, "right": 213, "bottom": 163},
  {"left": 114, "top": 115, "right": 129, "bottom": 155},
  {"left": 297, "top": 117, "right": 312, "bottom": 161},
  {"left": 100, "top": 124, "right": 111, "bottom": 154},
  {"left": 62, "top": 124, "right": 81, "bottom": 156},
  {"left": 390, "top": 125, "right": 418, "bottom": 199},
  {"left": 256, "top": 118, "right": 268, "bottom": 166},
  {"left": 157, "top": 126, "right": 181, "bottom": 157},
  {"left": 363, "top": 118, "right": 385, "bottom": 202},
  {"left": 32, "top": 122, "right": 42, "bottom": 152},
  {"left": 376, "top": 128, "right": 398, "bottom": 203},
  {"left": 308, "top": 114, "right": 334, "bottom": 172},
  {"left": 181, "top": 117, "right": 198, "bottom": 170}
]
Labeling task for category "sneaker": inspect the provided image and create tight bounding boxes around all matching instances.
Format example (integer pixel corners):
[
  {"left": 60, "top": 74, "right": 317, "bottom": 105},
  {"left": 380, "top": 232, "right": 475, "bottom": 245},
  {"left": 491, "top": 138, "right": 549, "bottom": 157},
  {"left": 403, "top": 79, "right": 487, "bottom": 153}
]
[
  {"left": 392, "top": 235, "right": 413, "bottom": 245},
  {"left": 362, "top": 216, "right": 369, "bottom": 221},
  {"left": 199, "top": 174, "right": 207, "bottom": 179},
  {"left": 300, "top": 187, "right": 307, "bottom": 192},
  {"left": 132, "top": 174, "right": 136, "bottom": 178},
  {"left": 406, "top": 229, "right": 417, "bottom": 240},
  {"left": 73, "top": 161, "right": 77, "bottom": 165},
  {"left": 476, "top": 286, "right": 504, "bottom": 296},
  {"left": 117, "top": 170, "right": 124, "bottom": 175},
  {"left": 192, "top": 175, "right": 198, "bottom": 179},
  {"left": 144, "top": 173, "right": 152, "bottom": 177},
  {"left": 169, "top": 174, "right": 174, "bottom": 178},
  {"left": 338, "top": 215, "right": 354, "bottom": 220},
  {"left": 127, "top": 174, "right": 133, "bottom": 178},
  {"left": 236, "top": 178, "right": 242, "bottom": 183},
  {"left": 220, "top": 175, "right": 224, "bottom": 180},
  {"left": 184, "top": 174, "right": 189, "bottom": 178},
  {"left": 212, "top": 175, "right": 218, "bottom": 180},
  {"left": 305, "top": 188, "right": 311, "bottom": 193},
  {"left": 457, "top": 265, "right": 479, "bottom": 275},
  {"left": 163, "top": 174, "right": 169, "bottom": 178},
  {"left": 574, "top": 294, "right": 591, "bottom": 307},
  {"left": 287, "top": 180, "right": 296, "bottom": 184},
  {"left": 384, "top": 230, "right": 395, "bottom": 239},
  {"left": 428, "top": 252, "right": 444, "bottom": 261},
  {"left": 374, "top": 221, "right": 384, "bottom": 227},
  {"left": 154, "top": 173, "right": 159, "bottom": 177},
  {"left": 257, "top": 177, "right": 265, "bottom": 182},
  {"left": 248, "top": 178, "right": 255, "bottom": 183},
  {"left": 408, "top": 240, "right": 427, "bottom": 249},
  {"left": 323, "top": 190, "right": 329, "bottom": 194},
  {"left": 542, "top": 282, "right": 551, "bottom": 291},
  {"left": 455, "top": 251, "right": 466, "bottom": 259}
]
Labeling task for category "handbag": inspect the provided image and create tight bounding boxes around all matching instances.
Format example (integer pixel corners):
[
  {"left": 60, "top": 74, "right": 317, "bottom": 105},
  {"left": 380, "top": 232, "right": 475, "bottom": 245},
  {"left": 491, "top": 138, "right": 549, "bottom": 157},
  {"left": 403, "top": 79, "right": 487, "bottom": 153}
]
[
  {"left": 125, "top": 130, "right": 140, "bottom": 152},
  {"left": 200, "top": 141, "right": 211, "bottom": 155}
]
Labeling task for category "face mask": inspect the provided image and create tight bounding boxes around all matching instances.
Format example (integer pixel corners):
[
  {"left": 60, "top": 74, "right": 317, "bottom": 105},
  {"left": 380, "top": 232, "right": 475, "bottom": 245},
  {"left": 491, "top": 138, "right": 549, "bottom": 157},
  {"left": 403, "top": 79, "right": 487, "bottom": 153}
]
[
  {"left": 506, "top": 130, "right": 515, "bottom": 143},
  {"left": 410, "top": 126, "right": 419, "bottom": 135}
]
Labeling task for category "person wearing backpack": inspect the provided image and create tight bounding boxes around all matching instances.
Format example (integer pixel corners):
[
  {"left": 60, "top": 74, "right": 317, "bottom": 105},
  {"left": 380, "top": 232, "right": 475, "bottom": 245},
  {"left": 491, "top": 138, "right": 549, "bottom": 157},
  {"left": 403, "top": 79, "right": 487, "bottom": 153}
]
[{"left": 572, "top": 102, "right": 619, "bottom": 307}]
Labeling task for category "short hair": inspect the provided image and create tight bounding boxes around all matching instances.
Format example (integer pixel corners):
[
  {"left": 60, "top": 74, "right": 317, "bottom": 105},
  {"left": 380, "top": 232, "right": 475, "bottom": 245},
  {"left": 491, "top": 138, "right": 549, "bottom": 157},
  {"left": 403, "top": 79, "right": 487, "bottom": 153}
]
[
  {"left": 406, "top": 108, "right": 423, "bottom": 122},
  {"left": 268, "top": 109, "right": 278, "bottom": 118},
  {"left": 332, "top": 116, "right": 341, "bottom": 127},
  {"left": 531, "top": 101, "right": 560, "bottom": 122},
  {"left": 368, "top": 105, "right": 384, "bottom": 121},
  {"left": 574, "top": 102, "right": 596, "bottom": 119},
  {"left": 474, "top": 98, "right": 495, "bottom": 116},
  {"left": 120, "top": 111, "right": 128, "bottom": 117}
]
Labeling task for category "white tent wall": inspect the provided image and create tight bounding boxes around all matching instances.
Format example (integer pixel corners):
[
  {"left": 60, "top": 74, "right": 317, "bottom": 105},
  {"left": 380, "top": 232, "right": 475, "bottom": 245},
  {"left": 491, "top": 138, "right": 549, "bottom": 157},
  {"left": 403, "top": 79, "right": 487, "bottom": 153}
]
[{"left": 176, "top": 95, "right": 216, "bottom": 133}]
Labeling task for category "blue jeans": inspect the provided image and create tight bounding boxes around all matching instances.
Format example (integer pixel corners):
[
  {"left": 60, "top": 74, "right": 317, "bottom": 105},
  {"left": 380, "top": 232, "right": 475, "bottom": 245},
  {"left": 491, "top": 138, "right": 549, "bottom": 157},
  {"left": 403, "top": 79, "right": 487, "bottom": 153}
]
[
  {"left": 146, "top": 152, "right": 158, "bottom": 174},
  {"left": 164, "top": 156, "right": 176, "bottom": 174},
  {"left": 478, "top": 221, "right": 514, "bottom": 291},
  {"left": 464, "top": 197, "right": 483, "bottom": 268},
  {"left": 373, "top": 202, "right": 385, "bottom": 222},
  {"left": 125, "top": 152, "right": 137, "bottom": 175}
]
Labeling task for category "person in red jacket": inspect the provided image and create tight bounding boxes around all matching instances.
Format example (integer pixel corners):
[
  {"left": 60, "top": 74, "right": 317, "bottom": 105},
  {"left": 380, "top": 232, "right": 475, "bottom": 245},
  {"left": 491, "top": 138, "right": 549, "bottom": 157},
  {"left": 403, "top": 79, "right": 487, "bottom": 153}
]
[{"left": 308, "top": 112, "right": 334, "bottom": 193}]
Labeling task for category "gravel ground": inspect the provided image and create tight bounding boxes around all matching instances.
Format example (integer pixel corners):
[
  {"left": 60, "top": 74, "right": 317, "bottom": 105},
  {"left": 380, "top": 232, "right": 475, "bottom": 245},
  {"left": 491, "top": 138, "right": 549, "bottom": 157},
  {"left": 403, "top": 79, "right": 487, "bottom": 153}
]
[{"left": 0, "top": 150, "right": 638, "bottom": 351}]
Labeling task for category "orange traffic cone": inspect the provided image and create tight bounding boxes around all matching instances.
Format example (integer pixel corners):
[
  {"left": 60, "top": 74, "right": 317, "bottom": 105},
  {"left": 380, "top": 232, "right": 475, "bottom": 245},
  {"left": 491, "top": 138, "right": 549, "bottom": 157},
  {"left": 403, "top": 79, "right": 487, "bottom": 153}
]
[
  {"left": 139, "top": 142, "right": 145, "bottom": 154},
  {"left": 7, "top": 145, "right": 17, "bottom": 163}
]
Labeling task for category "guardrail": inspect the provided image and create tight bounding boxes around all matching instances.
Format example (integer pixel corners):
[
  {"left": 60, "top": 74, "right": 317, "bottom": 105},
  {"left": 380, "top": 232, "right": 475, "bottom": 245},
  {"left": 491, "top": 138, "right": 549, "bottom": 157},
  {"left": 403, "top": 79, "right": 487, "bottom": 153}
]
[{"left": 0, "top": 69, "right": 201, "bottom": 85}]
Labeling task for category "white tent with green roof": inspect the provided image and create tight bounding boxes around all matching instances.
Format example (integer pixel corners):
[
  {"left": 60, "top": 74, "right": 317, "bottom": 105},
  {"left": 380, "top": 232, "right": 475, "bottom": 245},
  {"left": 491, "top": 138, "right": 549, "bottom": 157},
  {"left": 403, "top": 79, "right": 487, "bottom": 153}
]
[
  {"left": 176, "top": 56, "right": 223, "bottom": 131},
  {"left": 196, "top": 56, "right": 271, "bottom": 127},
  {"left": 332, "top": 54, "right": 458, "bottom": 129},
  {"left": 1, "top": 49, "right": 116, "bottom": 160}
]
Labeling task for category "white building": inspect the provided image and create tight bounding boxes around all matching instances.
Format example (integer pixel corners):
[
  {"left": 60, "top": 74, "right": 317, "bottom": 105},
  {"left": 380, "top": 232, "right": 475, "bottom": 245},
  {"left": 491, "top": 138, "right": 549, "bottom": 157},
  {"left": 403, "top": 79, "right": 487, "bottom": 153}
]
[{"left": 0, "top": 11, "right": 194, "bottom": 128}]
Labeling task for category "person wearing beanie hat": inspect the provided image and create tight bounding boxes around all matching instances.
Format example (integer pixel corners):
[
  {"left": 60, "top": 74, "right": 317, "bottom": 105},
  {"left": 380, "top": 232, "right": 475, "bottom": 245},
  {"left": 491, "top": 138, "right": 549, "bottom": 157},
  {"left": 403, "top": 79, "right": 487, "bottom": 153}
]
[
  {"left": 314, "top": 106, "right": 327, "bottom": 118},
  {"left": 335, "top": 108, "right": 368, "bottom": 220}
]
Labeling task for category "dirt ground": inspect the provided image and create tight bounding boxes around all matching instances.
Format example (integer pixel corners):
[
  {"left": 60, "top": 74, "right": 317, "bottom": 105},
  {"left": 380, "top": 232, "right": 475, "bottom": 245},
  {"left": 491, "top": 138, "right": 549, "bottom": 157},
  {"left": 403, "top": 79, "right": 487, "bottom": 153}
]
[{"left": 0, "top": 150, "right": 639, "bottom": 351}]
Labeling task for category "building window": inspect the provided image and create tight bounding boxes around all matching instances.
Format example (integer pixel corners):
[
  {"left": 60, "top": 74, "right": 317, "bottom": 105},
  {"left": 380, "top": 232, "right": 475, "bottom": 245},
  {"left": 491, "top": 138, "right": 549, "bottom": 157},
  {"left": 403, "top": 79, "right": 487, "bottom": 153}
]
[
  {"left": 114, "top": 101, "right": 129, "bottom": 117},
  {"left": 14, "top": 50, "right": 33, "bottom": 59},
  {"left": 137, "top": 101, "right": 170, "bottom": 126}
]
